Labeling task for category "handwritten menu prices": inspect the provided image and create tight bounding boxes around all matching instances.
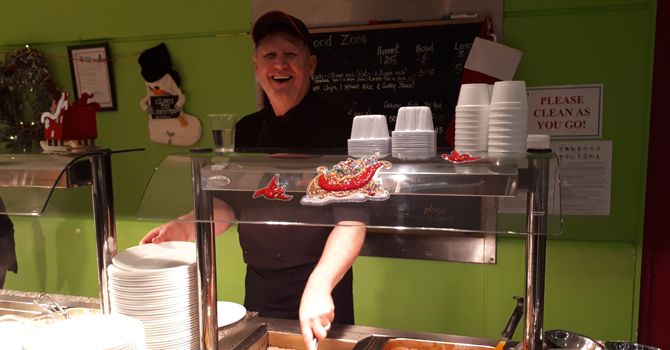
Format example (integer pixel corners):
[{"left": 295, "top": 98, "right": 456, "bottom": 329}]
[
  {"left": 309, "top": 20, "right": 483, "bottom": 147},
  {"left": 150, "top": 95, "right": 180, "bottom": 119}
]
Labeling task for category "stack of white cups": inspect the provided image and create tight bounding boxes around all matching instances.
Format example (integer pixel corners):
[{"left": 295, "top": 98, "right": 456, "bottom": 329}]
[
  {"left": 488, "top": 81, "right": 528, "bottom": 153},
  {"left": 348, "top": 114, "right": 391, "bottom": 157},
  {"left": 454, "top": 84, "right": 491, "bottom": 152},
  {"left": 391, "top": 106, "right": 436, "bottom": 158}
]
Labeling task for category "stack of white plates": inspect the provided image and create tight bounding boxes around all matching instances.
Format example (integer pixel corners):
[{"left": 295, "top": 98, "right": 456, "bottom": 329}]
[
  {"left": 108, "top": 242, "right": 198, "bottom": 350},
  {"left": 392, "top": 106, "right": 436, "bottom": 159},
  {"left": 348, "top": 114, "right": 391, "bottom": 157},
  {"left": 23, "top": 314, "right": 146, "bottom": 350}
]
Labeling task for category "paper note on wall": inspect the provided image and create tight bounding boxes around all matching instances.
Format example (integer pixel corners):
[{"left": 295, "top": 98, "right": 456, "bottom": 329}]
[{"left": 498, "top": 140, "right": 613, "bottom": 216}]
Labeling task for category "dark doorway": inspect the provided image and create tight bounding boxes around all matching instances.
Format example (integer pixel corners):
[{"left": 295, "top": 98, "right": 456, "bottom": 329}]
[{"left": 638, "top": 2, "right": 670, "bottom": 347}]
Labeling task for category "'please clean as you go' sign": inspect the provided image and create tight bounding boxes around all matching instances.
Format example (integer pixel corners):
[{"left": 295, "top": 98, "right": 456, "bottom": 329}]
[{"left": 526, "top": 84, "right": 603, "bottom": 138}]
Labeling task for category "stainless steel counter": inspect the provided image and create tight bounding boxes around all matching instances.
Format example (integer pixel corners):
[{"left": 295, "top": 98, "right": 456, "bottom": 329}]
[
  {"left": 0, "top": 289, "right": 257, "bottom": 341},
  {"left": 0, "top": 289, "right": 99, "bottom": 309},
  {"left": 220, "top": 316, "right": 519, "bottom": 350},
  {"left": 0, "top": 289, "right": 522, "bottom": 350}
]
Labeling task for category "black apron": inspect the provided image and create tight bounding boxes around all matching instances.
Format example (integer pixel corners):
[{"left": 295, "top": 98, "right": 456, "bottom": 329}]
[{"left": 244, "top": 263, "right": 354, "bottom": 324}]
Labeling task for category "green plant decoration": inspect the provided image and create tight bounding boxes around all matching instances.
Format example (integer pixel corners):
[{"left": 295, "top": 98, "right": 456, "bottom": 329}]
[{"left": 0, "top": 48, "right": 58, "bottom": 149}]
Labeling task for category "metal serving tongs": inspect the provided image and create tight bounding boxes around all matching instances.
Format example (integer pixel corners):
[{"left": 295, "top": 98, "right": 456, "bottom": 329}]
[
  {"left": 495, "top": 296, "right": 524, "bottom": 350},
  {"left": 33, "top": 293, "right": 70, "bottom": 320},
  {"left": 311, "top": 322, "right": 332, "bottom": 350}
]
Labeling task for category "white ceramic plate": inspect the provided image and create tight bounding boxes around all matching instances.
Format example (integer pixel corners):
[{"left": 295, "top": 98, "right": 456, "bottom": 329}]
[
  {"left": 22, "top": 314, "right": 145, "bottom": 350},
  {"left": 109, "top": 277, "right": 196, "bottom": 289},
  {"left": 113, "top": 242, "right": 196, "bottom": 271},
  {"left": 108, "top": 265, "right": 195, "bottom": 279},
  {"left": 109, "top": 280, "right": 197, "bottom": 292},
  {"left": 145, "top": 336, "right": 198, "bottom": 349},
  {"left": 109, "top": 291, "right": 197, "bottom": 303},
  {"left": 111, "top": 296, "right": 194, "bottom": 307},
  {"left": 217, "top": 301, "right": 246, "bottom": 327}
]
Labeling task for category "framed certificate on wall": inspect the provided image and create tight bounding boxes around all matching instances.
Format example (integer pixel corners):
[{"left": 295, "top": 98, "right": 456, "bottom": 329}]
[{"left": 67, "top": 43, "right": 118, "bottom": 111}]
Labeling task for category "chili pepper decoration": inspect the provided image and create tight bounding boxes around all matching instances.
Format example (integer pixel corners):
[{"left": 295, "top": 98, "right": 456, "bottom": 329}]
[
  {"left": 253, "top": 174, "right": 293, "bottom": 201},
  {"left": 441, "top": 150, "right": 483, "bottom": 163}
]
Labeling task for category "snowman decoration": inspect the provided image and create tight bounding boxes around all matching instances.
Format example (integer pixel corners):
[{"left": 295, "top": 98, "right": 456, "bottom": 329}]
[{"left": 139, "top": 43, "right": 201, "bottom": 146}]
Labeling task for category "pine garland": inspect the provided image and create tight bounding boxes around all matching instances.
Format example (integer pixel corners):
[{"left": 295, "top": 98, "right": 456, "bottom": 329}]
[{"left": 0, "top": 48, "right": 57, "bottom": 149}]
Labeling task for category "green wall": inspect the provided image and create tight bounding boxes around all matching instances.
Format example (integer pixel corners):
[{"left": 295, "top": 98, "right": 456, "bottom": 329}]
[{"left": 0, "top": 0, "right": 655, "bottom": 344}]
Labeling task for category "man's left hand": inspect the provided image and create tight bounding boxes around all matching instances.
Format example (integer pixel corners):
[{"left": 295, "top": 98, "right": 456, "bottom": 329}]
[
  {"left": 300, "top": 287, "right": 334, "bottom": 350},
  {"left": 298, "top": 221, "right": 366, "bottom": 350}
]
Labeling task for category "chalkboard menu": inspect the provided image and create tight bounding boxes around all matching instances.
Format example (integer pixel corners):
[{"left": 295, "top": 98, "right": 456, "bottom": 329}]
[{"left": 308, "top": 19, "right": 483, "bottom": 148}]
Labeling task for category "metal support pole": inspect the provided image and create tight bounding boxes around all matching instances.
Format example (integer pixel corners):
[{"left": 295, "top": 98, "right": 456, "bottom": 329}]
[
  {"left": 90, "top": 150, "right": 117, "bottom": 315},
  {"left": 523, "top": 154, "right": 551, "bottom": 350},
  {"left": 192, "top": 156, "right": 218, "bottom": 350}
]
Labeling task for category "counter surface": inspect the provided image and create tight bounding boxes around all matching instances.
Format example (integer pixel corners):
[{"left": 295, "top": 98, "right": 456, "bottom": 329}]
[{"left": 0, "top": 289, "right": 258, "bottom": 340}]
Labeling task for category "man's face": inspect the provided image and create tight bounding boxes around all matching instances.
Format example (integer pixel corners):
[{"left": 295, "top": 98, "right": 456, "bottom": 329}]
[{"left": 254, "top": 32, "right": 316, "bottom": 111}]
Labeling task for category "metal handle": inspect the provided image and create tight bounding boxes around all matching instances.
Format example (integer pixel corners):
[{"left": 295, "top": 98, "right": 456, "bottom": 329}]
[{"left": 501, "top": 296, "right": 524, "bottom": 340}]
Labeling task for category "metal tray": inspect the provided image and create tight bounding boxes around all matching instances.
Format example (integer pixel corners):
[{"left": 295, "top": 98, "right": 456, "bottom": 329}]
[{"left": 219, "top": 317, "right": 512, "bottom": 350}]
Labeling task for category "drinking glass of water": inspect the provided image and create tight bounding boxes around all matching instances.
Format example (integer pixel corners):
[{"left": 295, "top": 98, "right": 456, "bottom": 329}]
[{"left": 208, "top": 114, "right": 237, "bottom": 153}]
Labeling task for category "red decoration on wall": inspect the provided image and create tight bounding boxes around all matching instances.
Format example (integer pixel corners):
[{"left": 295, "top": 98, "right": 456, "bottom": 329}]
[{"left": 40, "top": 92, "right": 100, "bottom": 152}]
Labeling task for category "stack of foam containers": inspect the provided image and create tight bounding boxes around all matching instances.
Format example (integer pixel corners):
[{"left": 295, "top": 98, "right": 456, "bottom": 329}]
[
  {"left": 488, "top": 81, "right": 528, "bottom": 153},
  {"left": 454, "top": 84, "right": 491, "bottom": 152},
  {"left": 347, "top": 114, "right": 391, "bottom": 157},
  {"left": 391, "top": 106, "right": 436, "bottom": 158}
]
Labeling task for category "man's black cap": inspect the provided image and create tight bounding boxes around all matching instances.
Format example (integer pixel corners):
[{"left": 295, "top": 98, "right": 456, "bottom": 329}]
[
  {"left": 138, "top": 43, "right": 181, "bottom": 86},
  {"left": 252, "top": 11, "right": 310, "bottom": 46}
]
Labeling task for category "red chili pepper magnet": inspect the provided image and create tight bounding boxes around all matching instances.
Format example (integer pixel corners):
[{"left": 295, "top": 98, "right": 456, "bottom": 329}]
[
  {"left": 253, "top": 174, "right": 293, "bottom": 201},
  {"left": 441, "top": 150, "right": 483, "bottom": 163}
]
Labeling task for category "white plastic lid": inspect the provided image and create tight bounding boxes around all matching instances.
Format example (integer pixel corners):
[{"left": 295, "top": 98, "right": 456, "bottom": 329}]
[{"left": 527, "top": 134, "right": 550, "bottom": 150}]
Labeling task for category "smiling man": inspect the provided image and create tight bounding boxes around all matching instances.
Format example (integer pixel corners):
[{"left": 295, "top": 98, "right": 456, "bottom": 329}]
[
  {"left": 235, "top": 11, "right": 354, "bottom": 150},
  {"left": 233, "top": 10, "right": 364, "bottom": 350},
  {"left": 142, "top": 11, "right": 364, "bottom": 350}
]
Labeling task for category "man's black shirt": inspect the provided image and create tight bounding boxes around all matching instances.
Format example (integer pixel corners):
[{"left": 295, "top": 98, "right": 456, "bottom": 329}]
[
  {"left": 230, "top": 91, "right": 359, "bottom": 323},
  {"left": 236, "top": 91, "right": 353, "bottom": 152}
]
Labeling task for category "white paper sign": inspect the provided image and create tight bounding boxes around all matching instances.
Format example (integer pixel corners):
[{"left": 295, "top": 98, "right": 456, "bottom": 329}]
[
  {"left": 498, "top": 140, "right": 613, "bottom": 216},
  {"left": 70, "top": 46, "right": 115, "bottom": 110},
  {"left": 554, "top": 140, "right": 612, "bottom": 215},
  {"left": 526, "top": 84, "right": 603, "bottom": 138}
]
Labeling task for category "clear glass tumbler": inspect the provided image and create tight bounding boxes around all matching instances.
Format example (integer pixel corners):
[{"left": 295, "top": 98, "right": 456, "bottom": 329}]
[{"left": 208, "top": 114, "right": 237, "bottom": 152}]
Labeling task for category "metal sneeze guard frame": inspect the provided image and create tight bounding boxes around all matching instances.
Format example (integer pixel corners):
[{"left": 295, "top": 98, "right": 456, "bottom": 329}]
[
  {"left": 0, "top": 149, "right": 143, "bottom": 316},
  {"left": 136, "top": 151, "right": 562, "bottom": 235},
  {"left": 135, "top": 150, "right": 561, "bottom": 350}
]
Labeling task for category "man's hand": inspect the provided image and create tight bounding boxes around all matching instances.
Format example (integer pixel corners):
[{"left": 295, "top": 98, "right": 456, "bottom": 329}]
[
  {"left": 139, "top": 219, "right": 194, "bottom": 245},
  {"left": 299, "top": 221, "right": 366, "bottom": 350},
  {"left": 139, "top": 199, "right": 235, "bottom": 245},
  {"left": 300, "top": 286, "right": 334, "bottom": 350}
]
